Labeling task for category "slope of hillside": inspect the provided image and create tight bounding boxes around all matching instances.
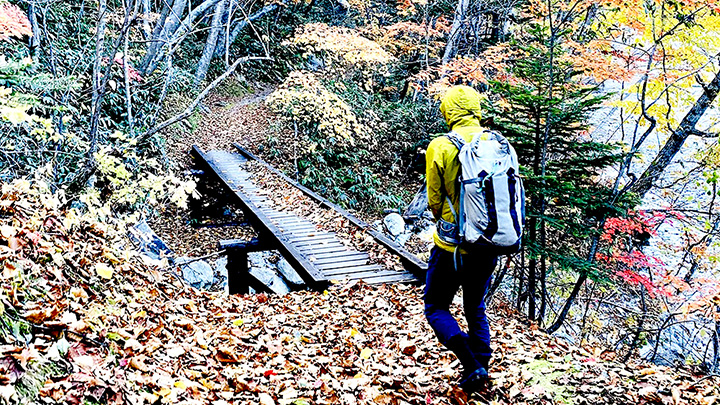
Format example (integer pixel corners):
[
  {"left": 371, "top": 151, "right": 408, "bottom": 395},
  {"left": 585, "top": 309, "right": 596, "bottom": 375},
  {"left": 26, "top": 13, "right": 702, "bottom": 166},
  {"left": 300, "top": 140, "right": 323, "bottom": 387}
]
[{"left": 1, "top": 181, "right": 719, "bottom": 405}]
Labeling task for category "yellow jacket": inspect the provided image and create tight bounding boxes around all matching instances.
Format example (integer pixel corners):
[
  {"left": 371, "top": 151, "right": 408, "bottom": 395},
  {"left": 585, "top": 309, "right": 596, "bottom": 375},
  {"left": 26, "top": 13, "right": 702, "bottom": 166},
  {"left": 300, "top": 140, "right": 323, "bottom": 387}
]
[{"left": 426, "top": 86, "right": 485, "bottom": 253}]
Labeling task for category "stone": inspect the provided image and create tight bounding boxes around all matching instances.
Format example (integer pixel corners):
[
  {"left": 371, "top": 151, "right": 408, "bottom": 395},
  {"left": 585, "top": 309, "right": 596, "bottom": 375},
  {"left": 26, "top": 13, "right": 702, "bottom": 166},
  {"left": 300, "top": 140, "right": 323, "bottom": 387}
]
[
  {"left": 128, "top": 220, "right": 174, "bottom": 262},
  {"left": 383, "top": 213, "right": 406, "bottom": 237},
  {"left": 176, "top": 257, "right": 214, "bottom": 290},
  {"left": 277, "top": 258, "right": 304, "bottom": 285},
  {"left": 214, "top": 256, "right": 229, "bottom": 291},
  {"left": 248, "top": 252, "right": 291, "bottom": 295},
  {"left": 396, "top": 232, "right": 412, "bottom": 246}
]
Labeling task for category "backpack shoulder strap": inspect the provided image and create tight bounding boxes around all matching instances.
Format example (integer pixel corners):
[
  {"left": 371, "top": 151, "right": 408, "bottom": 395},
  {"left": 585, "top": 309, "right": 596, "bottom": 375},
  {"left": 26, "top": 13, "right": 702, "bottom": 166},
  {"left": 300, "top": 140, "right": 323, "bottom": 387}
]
[{"left": 444, "top": 132, "right": 466, "bottom": 151}]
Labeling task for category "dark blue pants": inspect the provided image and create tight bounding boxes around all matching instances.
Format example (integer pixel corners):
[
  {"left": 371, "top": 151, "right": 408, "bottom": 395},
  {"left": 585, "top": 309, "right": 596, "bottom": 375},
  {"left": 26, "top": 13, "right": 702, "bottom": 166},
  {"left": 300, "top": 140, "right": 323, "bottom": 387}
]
[{"left": 424, "top": 246, "right": 497, "bottom": 360}]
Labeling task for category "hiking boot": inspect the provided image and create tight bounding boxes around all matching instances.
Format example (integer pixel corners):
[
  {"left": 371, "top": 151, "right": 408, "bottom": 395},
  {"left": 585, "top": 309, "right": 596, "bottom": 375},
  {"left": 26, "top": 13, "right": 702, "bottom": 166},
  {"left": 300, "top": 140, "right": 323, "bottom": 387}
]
[{"left": 458, "top": 366, "right": 488, "bottom": 393}]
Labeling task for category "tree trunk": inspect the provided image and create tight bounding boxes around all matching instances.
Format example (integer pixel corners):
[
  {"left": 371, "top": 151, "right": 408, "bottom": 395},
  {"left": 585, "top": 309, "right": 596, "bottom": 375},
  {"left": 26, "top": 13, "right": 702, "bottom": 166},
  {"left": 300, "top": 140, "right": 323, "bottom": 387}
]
[
  {"left": 27, "top": 3, "right": 40, "bottom": 58},
  {"left": 527, "top": 100, "right": 546, "bottom": 322},
  {"left": 195, "top": 0, "right": 228, "bottom": 85},
  {"left": 442, "top": 0, "right": 469, "bottom": 64},
  {"left": 631, "top": 70, "right": 720, "bottom": 197},
  {"left": 143, "top": 0, "right": 222, "bottom": 76},
  {"left": 528, "top": 217, "right": 537, "bottom": 320},
  {"left": 214, "top": 0, "right": 236, "bottom": 64},
  {"left": 539, "top": 227, "right": 547, "bottom": 323},
  {"left": 88, "top": 0, "right": 108, "bottom": 162},
  {"left": 546, "top": 270, "right": 587, "bottom": 334},
  {"left": 123, "top": 0, "right": 140, "bottom": 132},
  {"left": 546, "top": 225, "right": 602, "bottom": 334},
  {"left": 623, "top": 287, "right": 646, "bottom": 363},
  {"left": 141, "top": 0, "right": 152, "bottom": 39},
  {"left": 149, "top": 0, "right": 172, "bottom": 46},
  {"left": 714, "top": 306, "right": 719, "bottom": 372},
  {"left": 650, "top": 314, "right": 675, "bottom": 362},
  {"left": 217, "top": 3, "right": 279, "bottom": 56},
  {"left": 489, "top": 12, "right": 501, "bottom": 43},
  {"left": 487, "top": 256, "right": 510, "bottom": 300},
  {"left": 142, "top": 0, "right": 188, "bottom": 73},
  {"left": 516, "top": 248, "right": 526, "bottom": 311}
]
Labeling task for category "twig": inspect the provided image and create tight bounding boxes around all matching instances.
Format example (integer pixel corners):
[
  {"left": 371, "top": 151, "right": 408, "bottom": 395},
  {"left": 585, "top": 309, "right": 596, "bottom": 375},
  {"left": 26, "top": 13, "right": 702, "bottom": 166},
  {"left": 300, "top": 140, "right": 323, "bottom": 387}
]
[
  {"left": 688, "top": 373, "right": 720, "bottom": 389},
  {"left": 174, "top": 249, "right": 228, "bottom": 267},
  {"left": 3, "top": 311, "right": 107, "bottom": 348}
]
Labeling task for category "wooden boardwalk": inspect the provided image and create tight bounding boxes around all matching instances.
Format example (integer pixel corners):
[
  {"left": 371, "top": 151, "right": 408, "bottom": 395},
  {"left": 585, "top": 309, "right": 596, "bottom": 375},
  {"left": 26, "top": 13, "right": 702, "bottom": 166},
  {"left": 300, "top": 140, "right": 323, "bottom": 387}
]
[{"left": 191, "top": 145, "right": 425, "bottom": 292}]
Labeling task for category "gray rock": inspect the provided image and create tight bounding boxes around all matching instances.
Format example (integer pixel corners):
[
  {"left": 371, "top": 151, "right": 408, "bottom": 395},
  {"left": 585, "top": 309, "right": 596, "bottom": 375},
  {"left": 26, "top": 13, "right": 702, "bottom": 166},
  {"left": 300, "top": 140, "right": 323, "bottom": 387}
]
[
  {"left": 128, "top": 220, "right": 174, "bottom": 262},
  {"left": 176, "top": 257, "right": 214, "bottom": 290},
  {"left": 306, "top": 54, "right": 325, "bottom": 71},
  {"left": 396, "top": 232, "right": 412, "bottom": 246},
  {"left": 383, "top": 213, "right": 406, "bottom": 237},
  {"left": 248, "top": 252, "right": 291, "bottom": 295},
  {"left": 214, "top": 256, "right": 229, "bottom": 291},
  {"left": 277, "top": 258, "right": 304, "bottom": 285}
]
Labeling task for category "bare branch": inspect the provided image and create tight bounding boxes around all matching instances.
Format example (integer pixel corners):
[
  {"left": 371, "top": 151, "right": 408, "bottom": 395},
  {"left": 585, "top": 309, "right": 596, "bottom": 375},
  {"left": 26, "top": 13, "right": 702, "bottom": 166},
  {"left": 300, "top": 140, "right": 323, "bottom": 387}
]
[{"left": 141, "top": 56, "right": 271, "bottom": 140}]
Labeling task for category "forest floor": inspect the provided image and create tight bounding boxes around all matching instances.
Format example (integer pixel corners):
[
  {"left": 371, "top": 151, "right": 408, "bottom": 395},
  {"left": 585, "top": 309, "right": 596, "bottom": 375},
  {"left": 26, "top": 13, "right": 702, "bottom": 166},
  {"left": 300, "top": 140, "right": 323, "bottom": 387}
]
[{"left": 4, "top": 90, "right": 720, "bottom": 405}]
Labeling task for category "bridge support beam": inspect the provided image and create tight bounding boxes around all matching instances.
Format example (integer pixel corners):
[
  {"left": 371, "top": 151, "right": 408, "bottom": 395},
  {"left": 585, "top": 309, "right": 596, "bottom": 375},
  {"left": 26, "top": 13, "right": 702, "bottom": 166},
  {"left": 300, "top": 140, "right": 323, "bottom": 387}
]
[{"left": 219, "top": 238, "right": 272, "bottom": 294}]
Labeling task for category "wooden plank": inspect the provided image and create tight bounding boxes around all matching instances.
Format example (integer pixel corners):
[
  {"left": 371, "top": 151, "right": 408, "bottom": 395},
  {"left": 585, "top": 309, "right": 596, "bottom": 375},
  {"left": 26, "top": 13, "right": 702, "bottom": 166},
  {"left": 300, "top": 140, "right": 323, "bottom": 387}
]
[
  {"left": 277, "top": 226, "right": 317, "bottom": 234},
  {"left": 298, "top": 246, "right": 349, "bottom": 255},
  {"left": 273, "top": 222, "right": 310, "bottom": 230},
  {"left": 273, "top": 221, "right": 309, "bottom": 228},
  {"left": 322, "top": 264, "right": 385, "bottom": 277},
  {"left": 218, "top": 238, "right": 270, "bottom": 252},
  {"left": 281, "top": 226, "right": 321, "bottom": 233},
  {"left": 326, "top": 269, "right": 393, "bottom": 280},
  {"left": 307, "top": 251, "right": 368, "bottom": 261},
  {"left": 278, "top": 229, "right": 318, "bottom": 236},
  {"left": 354, "top": 272, "right": 417, "bottom": 284},
  {"left": 287, "top": 234, "right": 336, "bottom": 243},
  {"left": 310, "top": 252, "right": 369, "bottom": 264},
  {"left": 273, "top": 220, "right": 309, "bottom": 227},
  {"left": 289, "top": 235, "right": 338, "bottom": 243},
  {"left": 316, "top": 259, "right": 370, "bottom": 270},
  {"left": 266, "top": 214, "right": 299, "bottom": 221},
  {"left": 292, "top": 239, "right": 343, "bottom": 248}
]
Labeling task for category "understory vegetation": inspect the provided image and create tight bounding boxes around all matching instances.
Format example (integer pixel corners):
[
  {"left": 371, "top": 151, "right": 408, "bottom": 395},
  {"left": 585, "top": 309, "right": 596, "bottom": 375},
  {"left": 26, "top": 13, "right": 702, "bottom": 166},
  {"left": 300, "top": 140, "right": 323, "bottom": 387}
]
[{"left": 1, "top": 0, "right": 720, "bottom": 403}]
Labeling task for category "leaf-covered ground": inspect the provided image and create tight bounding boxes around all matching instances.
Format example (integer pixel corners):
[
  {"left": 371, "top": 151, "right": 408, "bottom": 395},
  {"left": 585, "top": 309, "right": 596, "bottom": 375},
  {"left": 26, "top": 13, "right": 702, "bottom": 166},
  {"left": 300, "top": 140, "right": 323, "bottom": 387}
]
[{"left": 1, "top": 181, "right": 719, "bottom": 405}]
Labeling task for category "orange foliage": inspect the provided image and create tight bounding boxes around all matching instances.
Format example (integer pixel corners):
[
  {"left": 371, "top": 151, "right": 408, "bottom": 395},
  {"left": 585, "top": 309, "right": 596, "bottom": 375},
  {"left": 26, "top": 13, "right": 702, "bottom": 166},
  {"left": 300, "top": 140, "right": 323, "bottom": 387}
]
[
  {"left": 376, "top": 20, "right": 448, "bottom": 60},
  {"left": 396, "top": 0, "right": 428, "bottom": 17},
  {"left": 0, "top": 2, "right": 32, "bottom": 42},
  {"left": 565, "top": 40, "right": 637, "bottom": 82},
  {"left": 412, "top": 44, "right": 520, "bottom": 97}
]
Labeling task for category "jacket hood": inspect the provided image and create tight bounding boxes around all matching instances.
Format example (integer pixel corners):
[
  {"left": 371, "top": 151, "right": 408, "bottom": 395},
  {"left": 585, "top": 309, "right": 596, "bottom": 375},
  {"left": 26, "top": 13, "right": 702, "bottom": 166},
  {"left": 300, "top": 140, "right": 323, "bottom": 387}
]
[{"left": 439, "top": 85, "right": 483, "bottom": 130}]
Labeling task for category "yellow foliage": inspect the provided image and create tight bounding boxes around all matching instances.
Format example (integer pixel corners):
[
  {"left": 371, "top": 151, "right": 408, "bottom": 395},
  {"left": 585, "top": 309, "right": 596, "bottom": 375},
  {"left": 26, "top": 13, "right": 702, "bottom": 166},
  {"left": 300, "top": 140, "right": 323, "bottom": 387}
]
[
  {"left": 266, "top": 71, "right": 372, "bottom": 147},
  {"left": 288, "top": 23, "right": 396, "bottom": 83},
  {"left": 92, "top": 145, "right": 196, "bottom": 211}
]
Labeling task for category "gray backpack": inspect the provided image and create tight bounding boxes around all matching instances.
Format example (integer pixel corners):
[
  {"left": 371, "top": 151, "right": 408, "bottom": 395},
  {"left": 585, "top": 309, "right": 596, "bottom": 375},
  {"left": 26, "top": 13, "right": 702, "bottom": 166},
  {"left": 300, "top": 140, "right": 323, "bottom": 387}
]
[{"left": 437, "top": 130, "right": 525, "bottom": 254}]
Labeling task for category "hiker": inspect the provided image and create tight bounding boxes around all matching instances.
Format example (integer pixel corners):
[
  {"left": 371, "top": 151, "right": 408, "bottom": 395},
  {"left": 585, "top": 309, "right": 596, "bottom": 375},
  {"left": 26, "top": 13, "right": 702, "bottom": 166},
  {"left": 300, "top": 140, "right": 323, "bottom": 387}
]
[{"left": 424, "top": 85, "right": 524, "bottom": 393}]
